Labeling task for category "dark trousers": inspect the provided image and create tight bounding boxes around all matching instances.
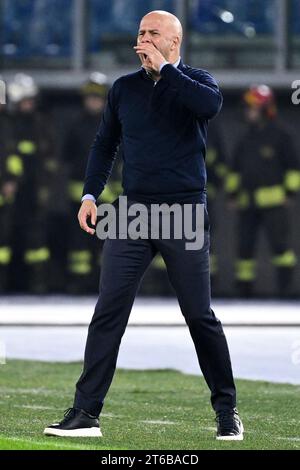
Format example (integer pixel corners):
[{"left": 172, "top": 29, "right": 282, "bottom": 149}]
[
  {"left": 237, "top": 206, "right": 295, "bottom": 294},
  {"left": 74, "top": 202, "right": 236, "bottom": 416}
]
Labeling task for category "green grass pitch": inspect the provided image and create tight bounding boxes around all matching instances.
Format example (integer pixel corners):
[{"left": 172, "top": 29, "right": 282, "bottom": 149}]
[{"left": 0, "top": 360, "right": 300, "bottom": 450}]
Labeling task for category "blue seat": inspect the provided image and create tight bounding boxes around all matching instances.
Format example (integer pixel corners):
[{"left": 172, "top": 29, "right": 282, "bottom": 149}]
[
  {"left": 189, "top": 0, "right": 275, "bottom": 36},
  {"left": 291, "top": 0, "right": 300, "bottom": 34},
  {"left": 88, "top": 0, "right": 175, "bottom": 52},
  {"left": 1, "top": 0, "right": 72, "bottom": 58}
]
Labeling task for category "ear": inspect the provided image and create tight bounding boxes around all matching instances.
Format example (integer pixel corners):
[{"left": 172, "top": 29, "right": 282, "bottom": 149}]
[{"left": 171, "top": 36, "right": 179, "bottom": 50}]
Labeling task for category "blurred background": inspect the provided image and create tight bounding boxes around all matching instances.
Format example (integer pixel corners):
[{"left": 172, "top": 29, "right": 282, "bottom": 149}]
[
  {"left": 0, "top": 0, "right": 300, "bottom": 299},
  {"left": 2, "top": 0, "right": 300, "bottom": 406}
]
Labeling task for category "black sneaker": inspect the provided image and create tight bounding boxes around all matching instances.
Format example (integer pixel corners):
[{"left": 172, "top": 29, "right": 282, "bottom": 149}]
[
  {"left": 44, "top": 407, "right": 102, "bottom": 437},
  {"left": 216, "top": 408, "right": 244, "bottom": 441}
]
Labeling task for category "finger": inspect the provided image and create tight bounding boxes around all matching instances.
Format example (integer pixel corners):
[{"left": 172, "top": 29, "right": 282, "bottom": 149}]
[
  {"left": 134, "top": 44, "right": 154, "bottom": 50},
  {"left": 81, "top": 220, "right": 95, "bottom": 235},
  {"left": 138, "top": 53, "right": 145, "bottom": 64},
  {"left": 136, "top": 51, "right": 153, "bottom": 65},
  {"left": 135, "top": 47, "right": 149, "bottom": 54},
  {"left": 79, "top": 211, "right": 95, "bottom": 235},
  {"left": 134, "top": 46, "right": 151, "bottom": 55},
  {"left": 137, "top": 51, "right": 152, "bottom": 64},
  {"left": 91, "top": 208, "right": 97, "bottom": 226},
  {"left": 79, "top": 215, "right": 89, "bottom": 232}
]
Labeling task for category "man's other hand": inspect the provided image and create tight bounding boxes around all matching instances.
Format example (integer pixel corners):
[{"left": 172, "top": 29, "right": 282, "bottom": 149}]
[{"left": 78, "top": 200, "right": 97, "bottom": 235}]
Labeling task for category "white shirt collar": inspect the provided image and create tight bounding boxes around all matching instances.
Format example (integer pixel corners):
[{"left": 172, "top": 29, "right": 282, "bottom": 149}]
[
  {"left": 142, "top": 56, "right": 181, "bottom": 76},
  {"left": 172, "top": 57, "right": 181, "bottom": 68}
]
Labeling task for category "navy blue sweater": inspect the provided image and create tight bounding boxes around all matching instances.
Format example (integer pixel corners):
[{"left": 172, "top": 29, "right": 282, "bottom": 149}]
[{"left": 82, "top": 59, "right": 223, "bottom": 204}]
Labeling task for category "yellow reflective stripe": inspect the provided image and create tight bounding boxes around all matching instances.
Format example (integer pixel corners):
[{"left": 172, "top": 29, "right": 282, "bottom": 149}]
[
  {"left": 254, "top": 185, "right": 285, "bottom": 208},
  {"left": 225, "top": 172, "right": 240, "bottom": 193},
  {"left": 69, "top": 251, "right": 92, "bottom": 262},
  {"left": 0, "top": 247, "right": 12, "bottom": 264},
  {"left": 69, "top": 263, "right": 92, "bottom": 274},
  {"left": 17, "top": 140, "right": 37, "bottom": 154},
  {"left": 236, "top": 259, "right": 256, "bottom": 281},
  {"left": 111, "top": 180, "right": 123, "bottom": 194},
  {"left": 152, "top": 254, "right": 166, "bottom": 270},
  {"left": 99, "top": 181, "right": 122, "bottom": 203},
  {"left": 68, "top": 251, "right": 92, "bottom": 274},
  {"left": 210, "top": 254, "right": 217, "bottom": 275},
  {"left": 237, "top": 191, "right": 250, "bottom": 209},
  {"left": 6, "top": 154, "right": 23, "bottom": 176},
  {"left": 24, "top": 248, "right": 50, "bottom": 264},
  {"left": 206, "top": 148, "right": 217, "bottom": 166},
  {"left": 100, "top": 184, "right": 117, "bottom": 203},
  {"left": 284, "top": 170, "right": 300, "bottom": 192},
  {"left": 68, "top": 180, "right": 83, "bottom": 202},
  {"left": 272, "top": 250, "right": 297, "bottom": 267}
]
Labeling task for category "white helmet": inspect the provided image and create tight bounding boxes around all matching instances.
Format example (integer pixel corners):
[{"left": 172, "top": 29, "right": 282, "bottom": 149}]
[
  {"left": 8, "top": 73, "right": 38, "bottom": 104},
  {"left": 89, "top": 71, "right": 107, "bottom": 86},
  {"left": 81, "top": 71, "right": 108, "bottom": 98}
]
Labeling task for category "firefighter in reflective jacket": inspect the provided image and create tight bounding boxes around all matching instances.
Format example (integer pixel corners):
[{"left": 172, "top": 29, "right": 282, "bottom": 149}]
[
  {"left": 206, "top": 123, "right": 227, "bottom": 284},
  {"left": 6, "top": 74, "right": 56, "bottom": 293},
  {"left": 0, "top": 99, "right": 15, "bottom": 292},
  {"left": 63, "top": 73, "right": 123, "bottom": 293},
  {"left": 225, "top": 85, "right": 300, "bottom": 297}
]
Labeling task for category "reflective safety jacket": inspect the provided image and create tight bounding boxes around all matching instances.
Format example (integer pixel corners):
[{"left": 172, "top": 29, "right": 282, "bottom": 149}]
[
  {"left": 206, "top": 124, "right": 227, "bottom": 200},
  {"left": 225, "top": 120, "right": 300, "bottom": 209},
  {"left": 4, "top": 111, "right": 57, "bottom": 216}
]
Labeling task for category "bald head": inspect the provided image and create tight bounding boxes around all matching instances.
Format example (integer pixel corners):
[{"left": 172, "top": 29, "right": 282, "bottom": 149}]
[
  {"left": 142, "top": 11, "right": 183, "bottom": 42},
  {"left": 138, "top": 10, "right": 182, "bottom": 63}
]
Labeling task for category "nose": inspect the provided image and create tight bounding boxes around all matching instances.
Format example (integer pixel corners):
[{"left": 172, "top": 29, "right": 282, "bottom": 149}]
[{"left": 140, "top": 32, "right": 151, "bottom": 43}]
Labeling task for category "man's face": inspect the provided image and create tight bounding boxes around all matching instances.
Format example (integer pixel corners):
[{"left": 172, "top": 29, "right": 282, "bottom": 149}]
[
  {"left": 84, "top": 95, "right": 105, "bottom": 115},
  {"left": 245, "top": 106, "right": 262, "bottom": 123},
  {"left": 19, "top": 98, "right": 36, "bottom": 113},
  {"left": 137, "top": 15, "right": 174, "bottom": 66}
]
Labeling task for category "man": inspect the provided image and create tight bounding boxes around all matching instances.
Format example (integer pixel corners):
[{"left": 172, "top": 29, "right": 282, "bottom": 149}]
[
  {"left": 44, "top": 10, "right": 243, "bottom": 441},
  {"left": 225, "top": 85, "right": 300, "bottom": 297},
  {"left": 205, "top": 123, "right": 228, "bottom": 288},
  {"left": 63, "top": 73, "right": 113, "bottom": 294},
  {"left": 0, "top": 96, "right": 14, "bottom": 292},
  {"left": 5, "top": 74, "right": 56, "bottom": 293}
]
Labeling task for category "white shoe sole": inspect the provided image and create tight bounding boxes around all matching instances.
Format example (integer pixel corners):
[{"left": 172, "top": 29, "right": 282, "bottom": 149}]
[
  {"left": 216, "top": 433, "right": 243, "bottom": 441},
  {"left": 216, "top": 421, "right": 244, "bottom": 441},
  {"left": 43, "top": 427, "right": 102, "bottom": 437}
]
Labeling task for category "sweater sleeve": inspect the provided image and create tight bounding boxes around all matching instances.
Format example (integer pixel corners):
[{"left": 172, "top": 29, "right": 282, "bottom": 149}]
[
  {"left": 82, "top": 82, "right": 122, "bottom": 201},
  {"left": 160, "top": 64, "right": 223, "bottom": 120}
]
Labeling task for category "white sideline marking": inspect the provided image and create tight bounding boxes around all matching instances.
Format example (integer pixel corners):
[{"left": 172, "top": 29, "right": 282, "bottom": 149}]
[
  {"left": 275, "top": 436, "right": 300, "bottom": 442},
  {"left": 17, "top": 405, "right": 57, "bottom": 410},
  {"left": 140, "top": 420, "right": 176, "bottom": 425},
  {"left": 0, "top": 387, "right": 56, "bottom": 395},
  {"left": 0, "top": 435, "right": 98, "bottom": 449},
  {"left": 2, "top": 298, "right": 300, "bottom": 326}
]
